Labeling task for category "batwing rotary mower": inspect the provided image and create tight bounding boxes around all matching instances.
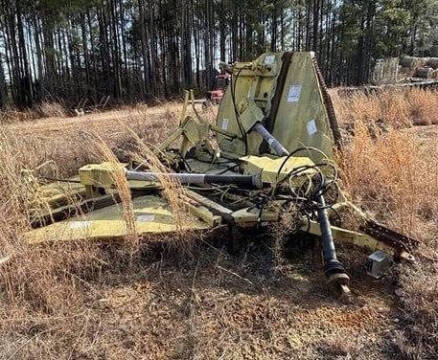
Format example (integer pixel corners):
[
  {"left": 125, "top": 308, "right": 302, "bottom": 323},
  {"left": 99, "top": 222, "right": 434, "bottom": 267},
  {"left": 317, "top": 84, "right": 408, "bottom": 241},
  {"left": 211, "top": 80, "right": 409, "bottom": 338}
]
[{"left": 24, "top": 52, "right": 417, "bottom": 295}]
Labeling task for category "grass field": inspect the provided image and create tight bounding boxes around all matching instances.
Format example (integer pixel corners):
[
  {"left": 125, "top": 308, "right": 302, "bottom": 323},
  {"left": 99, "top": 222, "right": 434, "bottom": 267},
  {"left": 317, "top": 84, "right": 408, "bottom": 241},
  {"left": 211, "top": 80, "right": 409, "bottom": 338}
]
[{"left": 0, "top": 89, "right": 437, "bottom": 359}]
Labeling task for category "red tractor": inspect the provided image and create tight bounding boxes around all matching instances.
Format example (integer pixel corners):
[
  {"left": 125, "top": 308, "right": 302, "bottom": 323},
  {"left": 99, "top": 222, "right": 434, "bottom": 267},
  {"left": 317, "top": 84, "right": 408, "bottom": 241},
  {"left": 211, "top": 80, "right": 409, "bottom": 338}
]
[{"left": 204, "top": 73, "right": 230, "bottom": 106}]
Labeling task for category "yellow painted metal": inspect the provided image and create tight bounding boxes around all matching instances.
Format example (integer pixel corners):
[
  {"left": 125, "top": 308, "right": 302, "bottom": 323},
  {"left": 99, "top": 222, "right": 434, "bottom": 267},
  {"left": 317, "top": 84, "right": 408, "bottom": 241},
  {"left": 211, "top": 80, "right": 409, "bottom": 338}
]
[
  {"left": 28, "top": 178, "right": 87, "bottom": 224},
  {"left": 33, "top": 178, "right": 86, "bottom": 207},
  {"left": 79, "top": 162, "right": 161, "bottom": 193},
  {"left": 183, "top": 201, "right": 222, "bottom": 227},
  {"left": 185, "top": 189, "right": 234, "bottom": 217},
  {"left": 303, "top": 220, "right": 397, "bottom": 255},
  {"left": 24, "top": 195, "right": 212, "bottom": 245},
  {"left": 238, "top": 101, "right": 265, "bottom": 133},
  {"left": 159, "top": 127, "right": 183, "bottom": 152},
  {"left": 216, "top": 52, "right": 285, "bottom": 156},
  {"left": 160, "top": 90, "right": 235, "bottom": 157},
  {"left": 159, "top": 113, "right": 211, "bottom": 157},
  {"left": 232, "top": 206, "right": 280, "bottom": 224},
  {"left": 232, "top": 53, "right": 285, "bottom": 117},
  {"left": 216, "top": 52, "right": 336, "bottom": 163},
  {"left": 24, "top": 51, "right": 403, "bottom": 259},
  {"left": 79, "top": 162, "right": 124, "bottom": 191},
  {"left": 272, "top": 52, "right": 334, "bottom": 162},
  {"left": 180, "top": 117, "right": 209, "bottom": 157},
  {"left": 239, "top": 155, "right": 315, "bottom": 184}
]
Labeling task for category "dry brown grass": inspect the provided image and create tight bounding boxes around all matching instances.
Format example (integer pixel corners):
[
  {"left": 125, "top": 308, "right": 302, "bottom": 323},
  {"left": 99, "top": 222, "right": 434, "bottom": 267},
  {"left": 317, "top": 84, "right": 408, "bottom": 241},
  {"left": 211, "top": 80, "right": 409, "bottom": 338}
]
[
  {"left": 127, "top": 128, "right": 195, "bottom": 254},
  {"left": 96, "top": 140, "right": 139, "bottom": 255},
  {"left": 0, "top": 97, "right": 437, "bottom": 359},
  {"left": 0, "top": 107, "right": 34, "bottom": 123},
  {"left": 0, "top": 102, "right": 68, "bottom": 124},
  {"left": 36, "top": 102, "right": 67, "bottom": 118},
  {"left": 335, "top": 88, "right": 438, "bottom": 128},
  {"left": 0, "top": 103, "right": 180, "bottom": 296},
  {"left": 340, "top": 121, "right": 438, "bottom": 238},
  {"left": 339, "top": 121, "right": 438, "bottom": 358}
]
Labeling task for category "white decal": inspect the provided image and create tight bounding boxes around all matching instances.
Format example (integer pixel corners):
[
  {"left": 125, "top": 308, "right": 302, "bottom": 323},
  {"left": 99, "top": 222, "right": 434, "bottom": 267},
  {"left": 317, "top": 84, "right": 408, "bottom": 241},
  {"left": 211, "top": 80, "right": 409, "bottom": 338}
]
[
  {"left": 221, "top": 118, "right": 229, "bottom": 130},
  {"left": 306, "top": 119, "right": 317, "bottom": 136},
  {"left": 264, "top": 55, "right": 275, "bottom": 65},
  {"left": 287, "top": 85, "right": 302, "bottom": 103},
  {"left": 69, "top": 221, "right": 92, "bottom": 229},
  {"left": 137, "top": 214, "right": 155, "bottom": 222}
]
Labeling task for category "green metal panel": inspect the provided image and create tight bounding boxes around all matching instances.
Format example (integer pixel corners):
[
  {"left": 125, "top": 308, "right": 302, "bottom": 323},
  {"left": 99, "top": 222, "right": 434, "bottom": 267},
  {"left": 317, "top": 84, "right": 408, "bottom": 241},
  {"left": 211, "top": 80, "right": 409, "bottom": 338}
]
[
  {"left": 216, "top": 52, "right": 336, "bottom": 163},
  {"left": 271, "top": 52, "right": 335, "bottom": 162},
  {"left": 239, "top": 155, "right": 315, "bottom": 184},
  {"left": 24, "top": 195, "right": 212, "bottom": 244},
  {"left": 216, "top": 52, "right": 285, "bottom": 156}
]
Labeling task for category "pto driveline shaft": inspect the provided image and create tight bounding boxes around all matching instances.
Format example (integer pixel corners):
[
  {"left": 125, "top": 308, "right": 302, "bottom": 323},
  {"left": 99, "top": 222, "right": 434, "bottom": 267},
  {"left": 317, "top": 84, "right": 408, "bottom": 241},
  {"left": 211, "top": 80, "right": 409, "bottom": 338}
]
[
  {"left": 252, "top": 125, "right": 348, "bottom": 283},
  {"left": 253, "top": 122, "right": 289, "bottom": 156},
  {"left": 316, "top": 192, "right": 347, "bottom": 279},
  {"left": 125, "top": 170, "right": 263, "bottom": 189}
]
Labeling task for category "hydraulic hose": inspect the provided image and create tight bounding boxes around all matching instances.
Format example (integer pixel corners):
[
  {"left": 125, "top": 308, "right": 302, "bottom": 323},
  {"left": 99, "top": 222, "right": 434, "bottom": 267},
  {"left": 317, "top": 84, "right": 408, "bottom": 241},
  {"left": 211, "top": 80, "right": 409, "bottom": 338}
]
[{"left": 255, "top": 126, "right": 349, "bottom": 285}]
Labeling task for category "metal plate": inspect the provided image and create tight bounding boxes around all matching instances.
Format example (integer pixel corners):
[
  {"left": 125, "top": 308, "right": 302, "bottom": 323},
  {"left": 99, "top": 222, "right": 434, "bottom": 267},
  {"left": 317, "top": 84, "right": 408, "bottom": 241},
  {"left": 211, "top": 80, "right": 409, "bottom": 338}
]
[{"left": 24, "top": 195, "right": 212, "bottom": 244}]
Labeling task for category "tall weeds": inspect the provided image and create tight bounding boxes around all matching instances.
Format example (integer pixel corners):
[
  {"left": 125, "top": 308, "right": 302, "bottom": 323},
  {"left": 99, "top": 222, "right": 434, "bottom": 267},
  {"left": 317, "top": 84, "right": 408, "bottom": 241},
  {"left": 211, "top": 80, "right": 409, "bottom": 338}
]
[
  {"left": 340, "top": 120, "right": 438, "bottom": 238},
  {"left": 340, "top": 120, "right": 438, "bottom": 357},
  {"left": 337, "top": 88, "right": 438, "bottom": 128},
  {"left": 0, "top": 104, "right": 180, "bottom": 311},
  {"left": 95, "top": 139, "right": 139, "bottom": 255}
]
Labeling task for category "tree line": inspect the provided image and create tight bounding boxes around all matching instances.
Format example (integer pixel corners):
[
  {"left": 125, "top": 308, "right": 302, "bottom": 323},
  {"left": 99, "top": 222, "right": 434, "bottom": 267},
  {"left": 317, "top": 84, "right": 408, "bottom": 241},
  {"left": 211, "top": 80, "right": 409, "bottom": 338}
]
[{"left": 1, "top": 0, "right": 437, "bottom": 109}]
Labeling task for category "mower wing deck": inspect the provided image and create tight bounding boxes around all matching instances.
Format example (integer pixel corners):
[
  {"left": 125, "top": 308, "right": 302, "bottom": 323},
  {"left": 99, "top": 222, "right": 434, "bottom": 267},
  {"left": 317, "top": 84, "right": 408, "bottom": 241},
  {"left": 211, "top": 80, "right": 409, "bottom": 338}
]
[{"left": 25, "top": 194, "right": 212, "bottom": 245}]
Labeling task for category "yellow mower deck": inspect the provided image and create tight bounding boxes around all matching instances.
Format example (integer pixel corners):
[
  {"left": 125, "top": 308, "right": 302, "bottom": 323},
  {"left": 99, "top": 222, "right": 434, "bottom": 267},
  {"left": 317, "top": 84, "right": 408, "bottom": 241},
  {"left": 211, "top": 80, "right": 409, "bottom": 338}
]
[{"left": 25, "top": 194, "right": 211, "bottom": 245}]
